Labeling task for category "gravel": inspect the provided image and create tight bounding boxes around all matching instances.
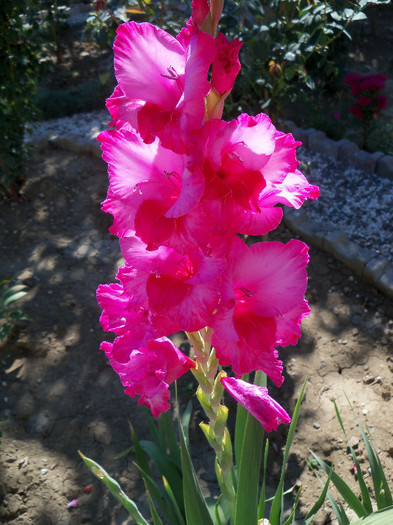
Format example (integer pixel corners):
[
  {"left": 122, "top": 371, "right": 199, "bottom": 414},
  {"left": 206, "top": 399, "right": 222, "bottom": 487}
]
[
  {"left": 25, "top": 110, "right": 393, "bottom": 266},
  {"left": 297, "top": 147, "right": 393, "bottom": 265}
]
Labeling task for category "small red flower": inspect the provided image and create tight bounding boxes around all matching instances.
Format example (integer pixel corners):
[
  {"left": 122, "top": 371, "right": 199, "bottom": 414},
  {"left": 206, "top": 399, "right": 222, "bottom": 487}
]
[
  {"left": 376, "top": 95, "right": 387, "bottom": 110},
  {"left": 358, "top": 95, "right": 371, "bottom": 107},
  {"left": 350, "top": 105, "right": 363, "bottom": 119}
]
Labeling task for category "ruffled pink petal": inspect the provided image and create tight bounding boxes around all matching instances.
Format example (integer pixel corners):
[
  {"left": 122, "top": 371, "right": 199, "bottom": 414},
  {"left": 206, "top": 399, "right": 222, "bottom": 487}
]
[
  {"left": 97, "top": 283, "right": 150, "bottom": 336},
  {"left": 232, "top": 239, "right": 310, "bottom": 318},
  {"left": 182, "top": 30, "right": 216, "bottom": 115},
  {"left": 106, "top": 85, "right": 142, "bottom": 130},
  {"left": 223, "top": 202, "right": 284, "bottom": 236},
  {"left": 98, "top": 128, "right": 160, "bottom": 201},
  {"left": 212, "top": 329, "right": 284, "bottom": 385},
  {"left": 103, "top": 337, "right": 195, "bottom": 417},
  {"left": 275, "top": 300, "right": 311, "bottom": 347},
  {"left": 208, "top": 114, "right": 276, "bottom": 172},
  {"left": 262, "top": 132, "right": 301, "bottom": 184},
  {"left": 211, "top": 33, "right": 242, "bottom": 95},
  {"left": 114, "top": 22, "right": 186, "bottom": 109},
  {"left": 221, "top": 377, "right": 291, "bottom": 432},
  {"left": 165, "top": 162, "right": 205, "bottom": 219},
  {"left": 116, "top": 266, "right": 149, "bottom": 308},
  {"left": 269, "top": 169, "right": 320, "bottom": 209},
  {"left": 134, "top": 199, "right": 177, "bottom": 250}
]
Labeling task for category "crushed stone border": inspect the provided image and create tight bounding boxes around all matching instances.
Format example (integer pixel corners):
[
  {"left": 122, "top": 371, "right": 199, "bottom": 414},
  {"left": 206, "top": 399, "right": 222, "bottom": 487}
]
[
  {"left": 281, "top": 121, "right": 393, "bottom": 300},
  {"left": 25, "top": 112, "right": 393, "bottom": 300}
]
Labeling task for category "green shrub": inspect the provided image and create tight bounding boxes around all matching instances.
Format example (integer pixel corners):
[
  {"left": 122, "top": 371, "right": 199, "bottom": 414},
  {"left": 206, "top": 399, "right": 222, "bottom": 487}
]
[
  {"left": 33, "top": 75, "right": 116, "bottom": 120},
  {"left": 221, "top": 0, "right": 390, "bottom": 122},
  {"left": 0, "top": 0, "right": 43, "bottom": 197}
]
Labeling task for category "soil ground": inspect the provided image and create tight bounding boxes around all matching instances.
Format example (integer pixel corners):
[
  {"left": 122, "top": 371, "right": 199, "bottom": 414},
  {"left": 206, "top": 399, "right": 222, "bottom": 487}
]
[{"left": 1, "top": 4, "right": 393, "bottom": 525}]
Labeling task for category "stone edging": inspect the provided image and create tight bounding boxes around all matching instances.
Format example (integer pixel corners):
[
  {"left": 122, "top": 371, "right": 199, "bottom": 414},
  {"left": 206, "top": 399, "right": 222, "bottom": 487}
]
[
  {"left": 281, "top": 121, "right": 393, "bottom": 180},
  {"left": 281, "top": 121, "right": 393, "bottom": 300},
  {"left": 33, "top": 121, "right": 393, "bottom": 300}
]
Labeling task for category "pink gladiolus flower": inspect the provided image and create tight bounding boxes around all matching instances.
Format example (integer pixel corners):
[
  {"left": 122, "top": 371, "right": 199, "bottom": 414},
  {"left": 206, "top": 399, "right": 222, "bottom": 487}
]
[
  {"left": 118, "top": 236, "right": 226, "bottom": 331},
  {"left": 96, "top": 282, "right": 180, "bottom": 345},
  {"left": 98, "top": 128, "right": 205, "bottom": 249},
  {"left": 203, "top": 114, "right": 297, "bottom": 206},
  {"left": 333, "top": 112, "right": 340, "bottom": 120},
  {"left": 200, "top": 115, "right": 316, "bottom": 237},
  {"left": 108, "top": 21, "right": 216, "bottom": 152},
  {"left": 211, "top": 237, "right": 310, "bottom": 383},
  {"left": 101, "top": 337, "right": 195, "bottom": 416},
  {"left": 221, "top": 377, "right": 291, "bottom": 432}
]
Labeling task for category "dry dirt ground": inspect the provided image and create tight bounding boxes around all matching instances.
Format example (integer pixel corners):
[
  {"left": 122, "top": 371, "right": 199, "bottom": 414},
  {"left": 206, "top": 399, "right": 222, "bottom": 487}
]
[{"left": 0, "top": 147, "right": 392, "bottom": 525}]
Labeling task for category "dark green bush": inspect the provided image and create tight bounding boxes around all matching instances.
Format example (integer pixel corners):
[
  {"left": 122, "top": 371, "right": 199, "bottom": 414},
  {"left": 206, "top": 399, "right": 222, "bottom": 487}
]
[
  {"left": 0, "top": 0, "right": 43, "bottom": 197},
  {"left": 221, "top": 0, "right": 390, "bottom": 122},
  {"left": 34, "top": 76, "right": 116, "bottom": 120}
]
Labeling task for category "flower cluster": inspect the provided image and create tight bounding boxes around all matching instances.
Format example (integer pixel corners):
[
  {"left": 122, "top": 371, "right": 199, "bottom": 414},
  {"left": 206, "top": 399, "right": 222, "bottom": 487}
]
[
  {"left": 345, "top": 72, "right": 387, "bottom": 120},
  {"left": 97, "top": 0, "right": 319, "bottom": 431}
]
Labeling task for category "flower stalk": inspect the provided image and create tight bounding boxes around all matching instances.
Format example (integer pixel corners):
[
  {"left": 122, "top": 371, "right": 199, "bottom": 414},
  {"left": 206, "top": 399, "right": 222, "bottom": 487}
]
[{"left": 188, "top": 331, "right": 236, "bottom": 510}]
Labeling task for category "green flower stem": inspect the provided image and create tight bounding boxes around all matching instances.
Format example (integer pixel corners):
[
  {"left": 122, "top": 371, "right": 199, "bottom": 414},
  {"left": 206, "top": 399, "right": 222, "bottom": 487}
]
[{"left": 187, "top": 331, "right": 236, "bottom": 515}]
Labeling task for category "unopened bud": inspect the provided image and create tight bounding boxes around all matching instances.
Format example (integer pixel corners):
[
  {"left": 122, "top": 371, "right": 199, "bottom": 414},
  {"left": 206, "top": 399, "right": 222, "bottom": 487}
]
[
  {"left": 213, "top": 404, "right": 228, "bottom": 438},
  {"left": 200, "top": 422, "right": 221, "bottom": 454},
  {"left": 196, "top": 386, "right": 215, "bottom": 420},
  {"left": 220, "top": 428, "right": 233, "bottom": 471},
  {"left": 215, "top": 457, "right": 234, "bottom": 501}
]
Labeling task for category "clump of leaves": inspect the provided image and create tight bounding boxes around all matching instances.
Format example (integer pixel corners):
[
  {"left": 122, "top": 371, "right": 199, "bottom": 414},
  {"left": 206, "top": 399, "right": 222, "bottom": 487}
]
[
  {"left": 309, "top": 399, "right": 393, "bottom": 524},
  {"left": 0, "top": 279, "right": 29, "bottom": 341}
]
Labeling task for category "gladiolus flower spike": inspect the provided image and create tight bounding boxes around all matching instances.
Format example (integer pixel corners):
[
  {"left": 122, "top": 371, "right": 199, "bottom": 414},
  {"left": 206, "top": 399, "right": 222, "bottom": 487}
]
[{"left": 97, "top": 0, "right": 319, "bottom": 431}]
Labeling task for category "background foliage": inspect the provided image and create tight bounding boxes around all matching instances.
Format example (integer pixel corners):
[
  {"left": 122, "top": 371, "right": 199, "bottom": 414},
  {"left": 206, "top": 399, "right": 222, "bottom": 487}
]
[{"left": 1, "top": 0, "right": 391, "bottom": 196}]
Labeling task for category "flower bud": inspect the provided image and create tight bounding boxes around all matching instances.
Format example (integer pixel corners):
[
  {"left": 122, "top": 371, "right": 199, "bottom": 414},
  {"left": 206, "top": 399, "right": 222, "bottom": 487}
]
[{"left": 200, "top": 422, "right": 221, "bottom": 454}]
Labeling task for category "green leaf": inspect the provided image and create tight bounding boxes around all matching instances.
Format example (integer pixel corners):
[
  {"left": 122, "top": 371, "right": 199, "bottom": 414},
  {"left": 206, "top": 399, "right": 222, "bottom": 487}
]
[
  {"left": 283, "top": 485, "right": 302, "bottom": 525},
  {"left": 146, "top": 490, "right": 164, "bottom": 525},
  {"left": 181, "top": 400, "right": 192, "bottom": 450},
  {"left": 235, "top": 371, "right": 266, "bottom": 525},
  {"left": 8, "top": 310, "right": 30, "bottom": 320},
  {"left": 304, "top": 465, "right": 334, "bottom": 525},
  {"left": 351, "top": 506, "right": 393, "bottom": 524},
  {"left": 3, "top": 290, "right": 28, "bottom": 307},
  {"left": 257, "top": 438, "right": 269, "bottom": 520},
  {"left": 179, "top": 422, "right": 214, "bottom": 525},
  {"left": 309, "top": 451, "right": 367, "bottom": 518},
  {"left": 333, "top": 401, "right": 373, "bottom": 514},
  {"left": 234, "top": 373, "right": 249, "bottom": 467},
  {"left": 310, "top": 463, "right": 349, "bottom": 525},
  {"left": 162, "top": 410, "right": 181, "bottom": 469},
  {"left": 114, "top": 446, "right": 133, "bottom": 460},
  {"left": 269, "top": 380, "right": 307, "bottom": 525},
  {"left": 162, "top": 476, "right": 186, "bottom": 525},
  {"left": 140, "top": 440, "right": 184, "bottom": 514},
  {"left": 0, "top": 324, "right": 10, "bottom": 340},
  {"left": 132, "top": 426, "right": 178, "bottom": 522},
  {"left": 206, "top": 496, "right": 231, "bottom": 525},
  {"left": 346, "top": 398, "right": 393, "bottom": 510},
  {"left": 79, "top": 451, "right": 149, "bottom": 525}
]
